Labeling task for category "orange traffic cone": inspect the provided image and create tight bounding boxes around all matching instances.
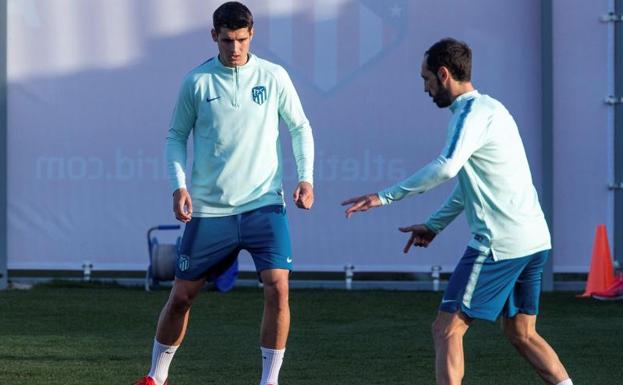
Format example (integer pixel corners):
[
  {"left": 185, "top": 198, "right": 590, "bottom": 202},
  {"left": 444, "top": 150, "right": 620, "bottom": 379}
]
[{"left": 578, "top": 224, "right": 616, "bottom": 297}]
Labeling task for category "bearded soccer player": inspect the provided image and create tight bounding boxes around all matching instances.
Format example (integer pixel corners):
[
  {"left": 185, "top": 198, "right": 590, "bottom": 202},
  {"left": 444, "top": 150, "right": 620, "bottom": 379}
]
[
  {"left": 342, "top": 38, "right": 572, "bottom": 385},
  {"left": 133, "top": 2, "right": 314, "bottom": 384}
]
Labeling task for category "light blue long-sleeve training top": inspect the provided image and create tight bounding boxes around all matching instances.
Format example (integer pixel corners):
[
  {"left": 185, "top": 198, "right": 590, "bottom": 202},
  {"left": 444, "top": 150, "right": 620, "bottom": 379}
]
[
  {"left": 378, "top": 90, "right": 550, "bottom": 260},
  {"left": 165, "top": 53, "right": 314, "bottom": 217}
]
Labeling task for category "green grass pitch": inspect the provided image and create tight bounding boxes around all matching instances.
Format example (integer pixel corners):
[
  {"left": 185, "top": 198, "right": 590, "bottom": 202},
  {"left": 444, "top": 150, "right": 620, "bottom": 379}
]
[{"left": 0, "top": 282, "right": 621, "bottom": 385}]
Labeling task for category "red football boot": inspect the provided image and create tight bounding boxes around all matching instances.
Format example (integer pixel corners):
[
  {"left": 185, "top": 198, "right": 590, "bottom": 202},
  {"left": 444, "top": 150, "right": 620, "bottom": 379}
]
[{"left": 132, "top": 376, "right": 168, "bottom": 385}]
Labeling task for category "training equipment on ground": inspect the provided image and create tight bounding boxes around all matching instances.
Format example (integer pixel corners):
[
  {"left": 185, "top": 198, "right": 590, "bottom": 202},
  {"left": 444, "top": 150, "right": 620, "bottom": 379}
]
[
  {"left": 145, "top": 225, "right": 181, "bottom": 291},
  {"left": 145, "top": 224, "right": 239, "bottom": 292},
  {"left": 579, "top": 224, "right": 616, "bottom": 297}
]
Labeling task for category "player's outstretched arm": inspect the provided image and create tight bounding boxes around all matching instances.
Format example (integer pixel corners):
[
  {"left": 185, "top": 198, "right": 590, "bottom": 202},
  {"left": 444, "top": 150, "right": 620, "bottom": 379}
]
[
  {"left": 173, "top": 188, "right": 193, "bottom": 223},
  {"left": 399, "top": 224, "right": 437, "bottom": 253},
  {"left": 341, "top": 193, "right": 382, "bottom": 218},
  {"left": 293, "top": 181, "right": 314, "bottom": 210}
]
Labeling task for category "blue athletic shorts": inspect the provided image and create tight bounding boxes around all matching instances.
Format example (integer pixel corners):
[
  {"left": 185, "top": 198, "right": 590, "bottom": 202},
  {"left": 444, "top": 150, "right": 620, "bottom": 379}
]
[
  {"left": 439, "top": 247, "right": 550, "bottom": 321},
  {"left": 175, "top": 205, "right": 293, "bottom": 281}
]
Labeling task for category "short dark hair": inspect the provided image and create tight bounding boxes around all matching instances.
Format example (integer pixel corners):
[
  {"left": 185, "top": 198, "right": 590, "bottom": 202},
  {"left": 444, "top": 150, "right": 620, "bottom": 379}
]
[
  {"left": 213, "top": 2, "right": 253, "bottom": 33},
  {"left": 425, "top": 38, "right": 472, "bottom": 82}
]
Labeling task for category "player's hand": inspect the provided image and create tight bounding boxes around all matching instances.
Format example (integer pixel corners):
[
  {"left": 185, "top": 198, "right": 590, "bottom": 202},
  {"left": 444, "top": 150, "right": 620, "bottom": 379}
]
[
  {"left": 341, "top": 193, "right": 382, "bottom": 218},
  {"left": 293, "top": 181, "right": 314, "bottom": 209},
  {"left": 399, "top": 224, "right": 437, "bottom": 253},
  {"left": 173, "top": 188, "right": 193, "bottom": 223}
]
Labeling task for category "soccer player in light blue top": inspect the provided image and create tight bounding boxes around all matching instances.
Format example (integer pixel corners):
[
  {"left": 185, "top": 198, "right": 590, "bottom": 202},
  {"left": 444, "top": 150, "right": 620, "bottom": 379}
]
[
  {"left": 342, "top": 38, "right": 572, "bottom": 385},
  {"left": 134, "top": 3, "right": 313, "bottom": 385}
]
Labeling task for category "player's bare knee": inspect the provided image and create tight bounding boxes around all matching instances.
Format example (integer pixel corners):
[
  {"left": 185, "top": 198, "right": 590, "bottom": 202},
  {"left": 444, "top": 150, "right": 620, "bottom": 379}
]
[
  {"left": 432, "top": 317, "right": 467, "bottom": 341},
  {"left": 432, "top": 321, "right": 448, "bottom": 342},
  {"left": 168, "top": 291, "right": 195, "bottom": 314},
  {"left": 432, "top": 317, "right": 460, "bottom": 342},
  {"left": 265, "top": 279, "right": 289, "bottom": 299},
  {"left": 504, "top": 326, "right": 536, "bottom": 348},
  {"left": 263, "top": 279, "right": 289, "bottom": 307}
]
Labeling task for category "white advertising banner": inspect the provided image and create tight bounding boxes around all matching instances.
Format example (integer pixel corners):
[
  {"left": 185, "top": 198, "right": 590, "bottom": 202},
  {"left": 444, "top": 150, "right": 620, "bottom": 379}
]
[{"left": 10, "top": 0, "right": 591, "bottom": 273}]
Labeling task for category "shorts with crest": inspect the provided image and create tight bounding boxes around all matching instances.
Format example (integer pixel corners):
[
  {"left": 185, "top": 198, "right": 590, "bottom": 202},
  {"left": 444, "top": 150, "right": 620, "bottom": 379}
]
[{"left": 175, "top": 205, "right": 293, "bottom": 281}]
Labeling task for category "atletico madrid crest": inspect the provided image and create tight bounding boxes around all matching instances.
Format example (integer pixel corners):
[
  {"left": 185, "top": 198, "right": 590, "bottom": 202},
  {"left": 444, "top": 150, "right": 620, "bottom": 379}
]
[{"left": 252, "top": 86, "right": 267, "bottom": 105}]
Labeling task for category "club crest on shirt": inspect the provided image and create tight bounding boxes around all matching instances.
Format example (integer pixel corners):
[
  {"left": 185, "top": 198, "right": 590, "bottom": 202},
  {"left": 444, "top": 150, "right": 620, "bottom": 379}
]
[
  {"left": 252, "top": 86, "right": 267, "bottom": 105},
  {"left": 178, "top": 255, "right": 190, "bottom": 272}
]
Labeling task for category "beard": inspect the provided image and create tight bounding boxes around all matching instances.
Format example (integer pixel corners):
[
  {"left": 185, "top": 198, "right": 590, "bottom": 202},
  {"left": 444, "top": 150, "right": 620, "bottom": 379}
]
[{"left": 431, "top": 78, "right": 452, "bottom": 108}]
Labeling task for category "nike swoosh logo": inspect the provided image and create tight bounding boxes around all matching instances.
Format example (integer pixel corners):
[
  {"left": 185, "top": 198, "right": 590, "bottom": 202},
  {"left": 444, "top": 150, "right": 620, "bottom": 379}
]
[
  {"left": 286, "top": 258, "right": 293, "bottom": 263},
  {"left": 441, "top": 299, "right": 455, "bottom": 304},
  {"left": 206, "top": 96, "right": 221, "bottom": 102}
]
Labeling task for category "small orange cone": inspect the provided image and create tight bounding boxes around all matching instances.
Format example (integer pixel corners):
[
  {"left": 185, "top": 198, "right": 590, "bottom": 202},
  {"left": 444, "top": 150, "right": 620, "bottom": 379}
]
[{"left": 579, "top": 224, "right": 616, "bottom": 297}]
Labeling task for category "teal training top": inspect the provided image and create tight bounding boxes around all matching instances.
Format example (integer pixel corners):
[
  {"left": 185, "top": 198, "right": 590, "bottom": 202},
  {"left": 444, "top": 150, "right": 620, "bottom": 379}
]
[
  {"left": 165, "top": 53, "right": 314, "bottom": 217},
  {"left": 378, "top": 90, "right": 550, "bottom": 260}
]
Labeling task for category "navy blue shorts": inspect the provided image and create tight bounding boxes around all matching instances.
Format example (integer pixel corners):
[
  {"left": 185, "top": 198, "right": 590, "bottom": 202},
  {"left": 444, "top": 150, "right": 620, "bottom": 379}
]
[
  {"left": 175, "top": 205, "right": 293, "bottom": 281},
  {"left": 439, "top": 247, "right": 550, "bottom": 321}
]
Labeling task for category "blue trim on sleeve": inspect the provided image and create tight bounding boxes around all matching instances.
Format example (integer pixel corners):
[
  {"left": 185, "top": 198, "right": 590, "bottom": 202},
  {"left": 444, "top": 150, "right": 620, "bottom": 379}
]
[{"left": 446, "top": 98, "right": 475, "bottom": 159}]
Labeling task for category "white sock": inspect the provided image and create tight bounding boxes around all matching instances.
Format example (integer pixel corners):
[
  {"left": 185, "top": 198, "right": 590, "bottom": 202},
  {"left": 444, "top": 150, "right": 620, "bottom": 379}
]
[
  {"left": 260, "top": 347, "right": 285, "bottom": 385},
  {"left": 556, "top": 379, "right": 573, "bottom": 385},
  {"left": 147, "top": 339, "right": 179, "bottom": 385}
]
